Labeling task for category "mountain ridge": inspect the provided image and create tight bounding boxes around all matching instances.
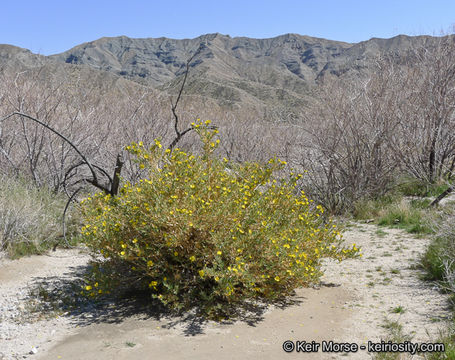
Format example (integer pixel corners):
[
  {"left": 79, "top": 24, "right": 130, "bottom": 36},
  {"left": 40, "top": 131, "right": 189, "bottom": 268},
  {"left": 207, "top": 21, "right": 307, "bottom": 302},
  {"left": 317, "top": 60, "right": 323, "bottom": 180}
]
[{"left": 0, "top": 33, "right": 446, "bottom": 113}]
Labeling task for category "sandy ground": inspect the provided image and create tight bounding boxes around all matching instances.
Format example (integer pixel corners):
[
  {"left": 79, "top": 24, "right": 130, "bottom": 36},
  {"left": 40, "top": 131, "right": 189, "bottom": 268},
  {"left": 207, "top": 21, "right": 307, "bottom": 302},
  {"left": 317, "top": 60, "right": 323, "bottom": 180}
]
[{"left": 0, "top": 223, "right": 451, "bottom": 360}]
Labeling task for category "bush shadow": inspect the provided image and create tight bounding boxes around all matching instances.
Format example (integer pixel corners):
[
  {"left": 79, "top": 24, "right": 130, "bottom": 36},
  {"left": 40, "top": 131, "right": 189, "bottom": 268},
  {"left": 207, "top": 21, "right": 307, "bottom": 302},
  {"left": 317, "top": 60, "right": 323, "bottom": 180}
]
[{"left": 23, "top": 263, "right": 306, "bottom": 336}]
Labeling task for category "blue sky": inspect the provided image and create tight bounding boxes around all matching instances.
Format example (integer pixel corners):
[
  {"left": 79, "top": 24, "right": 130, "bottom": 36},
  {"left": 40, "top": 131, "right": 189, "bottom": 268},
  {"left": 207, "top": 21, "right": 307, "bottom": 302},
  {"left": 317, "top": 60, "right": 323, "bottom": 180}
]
[{"left": 2, "top": 0, "right": 454, "bottom": 55}]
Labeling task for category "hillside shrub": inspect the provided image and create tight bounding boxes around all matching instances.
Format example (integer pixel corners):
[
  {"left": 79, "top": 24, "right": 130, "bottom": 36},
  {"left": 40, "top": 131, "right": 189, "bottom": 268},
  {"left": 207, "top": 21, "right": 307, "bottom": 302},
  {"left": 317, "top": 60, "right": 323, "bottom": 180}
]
[{"left": 79, "top": 119, "right": 360, "bottom": 318}]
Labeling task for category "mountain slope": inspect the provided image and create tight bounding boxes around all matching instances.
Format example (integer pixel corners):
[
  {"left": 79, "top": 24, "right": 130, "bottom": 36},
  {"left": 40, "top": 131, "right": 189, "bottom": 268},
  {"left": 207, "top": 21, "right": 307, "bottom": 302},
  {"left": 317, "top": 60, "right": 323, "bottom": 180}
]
[
  {"left": 0, "top": 33, "right": 444, "bottom": 115},
  {"left": 47, "top": 33, "right": 436, "bottom": 108}
]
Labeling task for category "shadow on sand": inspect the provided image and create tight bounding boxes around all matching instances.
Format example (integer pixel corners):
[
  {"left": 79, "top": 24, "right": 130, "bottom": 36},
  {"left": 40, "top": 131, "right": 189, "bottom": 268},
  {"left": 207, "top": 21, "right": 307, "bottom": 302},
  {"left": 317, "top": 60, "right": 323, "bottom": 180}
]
[{"left": 24, "top": 262, "right": 308, "bottom": 336}]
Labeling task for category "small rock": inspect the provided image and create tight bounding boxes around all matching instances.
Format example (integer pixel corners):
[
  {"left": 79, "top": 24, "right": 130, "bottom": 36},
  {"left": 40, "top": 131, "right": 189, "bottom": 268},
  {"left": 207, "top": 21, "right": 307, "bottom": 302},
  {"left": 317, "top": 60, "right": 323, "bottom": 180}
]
[{"left": 29, "top": 347, "right": 38, "bottom": 354}]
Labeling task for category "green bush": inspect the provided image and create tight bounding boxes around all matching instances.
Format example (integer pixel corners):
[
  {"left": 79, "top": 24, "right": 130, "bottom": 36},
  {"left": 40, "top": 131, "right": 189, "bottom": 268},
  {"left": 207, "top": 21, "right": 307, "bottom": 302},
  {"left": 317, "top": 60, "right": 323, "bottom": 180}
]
[
  {"left": 79, "top": 120, "right": 360, "bottom": 318},
  {"left": 422, "top": 237, "right": 448, "bottom": 281},
  {"left": 397, "top": 178, "right": 449, "bottom": 198},
  {"left": 422, "top": 214, "right": 455, "bottom": 282}
]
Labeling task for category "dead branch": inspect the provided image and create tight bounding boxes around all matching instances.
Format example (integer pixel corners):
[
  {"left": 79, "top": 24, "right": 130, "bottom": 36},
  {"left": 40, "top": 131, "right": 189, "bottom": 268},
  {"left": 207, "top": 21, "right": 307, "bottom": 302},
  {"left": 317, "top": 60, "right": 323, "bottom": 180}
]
[
  {"left": 0, "top": 111, "right": 126, "bottom": 196},
  {"left": 430, "top": 184, "right": 454, "bottom": 206},
  {"left": 168, "top": 44, "right": 218, "bottom": 151}
]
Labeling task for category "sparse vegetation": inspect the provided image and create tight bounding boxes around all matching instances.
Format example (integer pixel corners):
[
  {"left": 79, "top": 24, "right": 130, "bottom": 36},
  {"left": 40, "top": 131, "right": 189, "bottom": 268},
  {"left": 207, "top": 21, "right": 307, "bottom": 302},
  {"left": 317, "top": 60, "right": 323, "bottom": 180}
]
[
  {"left": 353, "top": 196, "right": 436, "bottom": 235},
  {"left": 375, "top": 229, "right": 388, "bottom": 238},
  {"left": 425, "top": 325, "right": 455, "bottom": 359},
  {"left": 391, "top": 306, "right": 405, "bottom": 314},
  {"left": 375, "top": 319, "right": 412, "bottom": 360}
]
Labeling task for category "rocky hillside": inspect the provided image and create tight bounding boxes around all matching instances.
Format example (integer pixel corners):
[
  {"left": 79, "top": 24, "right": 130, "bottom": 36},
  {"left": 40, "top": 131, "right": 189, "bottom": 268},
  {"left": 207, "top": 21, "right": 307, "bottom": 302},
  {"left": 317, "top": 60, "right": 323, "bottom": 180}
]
[{"left": 0, "top": 33, "right": 444, "bottom": 113}]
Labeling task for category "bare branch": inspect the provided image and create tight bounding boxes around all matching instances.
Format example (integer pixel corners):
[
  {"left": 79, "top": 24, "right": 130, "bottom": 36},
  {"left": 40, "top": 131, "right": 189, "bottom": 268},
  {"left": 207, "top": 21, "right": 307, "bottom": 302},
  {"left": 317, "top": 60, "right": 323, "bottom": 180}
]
[
  {"left": 168, "top": 44, "right": 205, "bottom": 151},
  {"left": 0, "top": 111, "right": 116, "bottom": 194}
]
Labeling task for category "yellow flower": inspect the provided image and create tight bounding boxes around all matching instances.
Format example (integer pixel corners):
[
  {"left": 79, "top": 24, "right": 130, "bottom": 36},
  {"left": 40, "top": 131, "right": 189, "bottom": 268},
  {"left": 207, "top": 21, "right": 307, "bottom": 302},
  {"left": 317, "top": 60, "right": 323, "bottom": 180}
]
[
  {"left": 274, "top": 276, "right": 280, "bottom": 282},
  {"left": 217, "top": 251, "right": 222, "bottom": 255},
  {"left": 190, "top": 255, "right": 196, "bottom": 262},
  {"left": 198, "top": 270, "right": 205, "bottom": 277},
  {"left": 85, "top": 285, "right": 92, "bottom": 291},
  {"left": 147, "top": 260, "right": 154, "bottom": 267},
  {"left": 120, "top": 251, "right": 125, "bottom": 256},
  {"left": 214, "top": 276, "right": 220, "bottom": 282}
]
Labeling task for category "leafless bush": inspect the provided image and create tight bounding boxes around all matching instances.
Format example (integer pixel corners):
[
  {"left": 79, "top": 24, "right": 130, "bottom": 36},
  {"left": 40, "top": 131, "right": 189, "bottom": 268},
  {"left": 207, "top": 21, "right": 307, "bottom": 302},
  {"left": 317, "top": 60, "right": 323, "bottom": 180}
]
[
  {"left": 290, "top": 69, "right": 400, "bottom": 213},
  {"left": 389, "top": 35, "right": 455, "bottom": 184},
  {"left": 0, "top": 66, "right": 174, "bottom": 192},
  {"left": 281, "top": 35, "right": 455, "bottom": 212}
]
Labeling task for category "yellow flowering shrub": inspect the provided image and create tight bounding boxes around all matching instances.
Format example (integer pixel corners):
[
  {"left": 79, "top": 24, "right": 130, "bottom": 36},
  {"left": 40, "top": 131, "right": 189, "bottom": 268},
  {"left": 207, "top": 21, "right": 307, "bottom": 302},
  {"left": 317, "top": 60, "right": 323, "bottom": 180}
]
[{"left": 79, "top": 119, "right": 359, "bottom": 318}]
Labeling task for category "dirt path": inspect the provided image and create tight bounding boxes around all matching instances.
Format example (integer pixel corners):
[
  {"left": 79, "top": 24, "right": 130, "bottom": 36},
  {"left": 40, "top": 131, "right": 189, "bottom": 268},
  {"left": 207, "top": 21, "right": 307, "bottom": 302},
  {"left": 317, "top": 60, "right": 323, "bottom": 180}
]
[
  {"left": 323, "top": 224, "right": 450, "bottom": 358},
  {"left": 0, "top": 224, "right": 451, "bottom": 360}
]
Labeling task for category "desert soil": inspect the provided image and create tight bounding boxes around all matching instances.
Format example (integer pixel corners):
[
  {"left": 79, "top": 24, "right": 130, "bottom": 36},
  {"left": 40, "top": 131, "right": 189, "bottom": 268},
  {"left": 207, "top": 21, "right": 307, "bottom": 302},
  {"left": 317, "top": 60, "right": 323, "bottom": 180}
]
[{"left": 0, "top": 223, "right": 451, "bottom": 360}]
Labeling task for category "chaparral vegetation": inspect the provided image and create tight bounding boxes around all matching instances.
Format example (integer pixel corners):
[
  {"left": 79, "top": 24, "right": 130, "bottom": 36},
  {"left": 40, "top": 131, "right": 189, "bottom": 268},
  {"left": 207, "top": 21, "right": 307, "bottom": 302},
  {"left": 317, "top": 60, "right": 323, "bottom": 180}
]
[{"left": 0, "top": 32, "right": 455, "bottom": 350}]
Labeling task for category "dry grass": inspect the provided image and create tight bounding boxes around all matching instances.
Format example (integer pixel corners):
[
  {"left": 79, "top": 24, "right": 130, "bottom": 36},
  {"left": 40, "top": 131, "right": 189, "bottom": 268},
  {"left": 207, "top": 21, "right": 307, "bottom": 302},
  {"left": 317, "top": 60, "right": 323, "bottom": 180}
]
[{"left": 0, "top": 174, "right": 78, "bottom": 258}]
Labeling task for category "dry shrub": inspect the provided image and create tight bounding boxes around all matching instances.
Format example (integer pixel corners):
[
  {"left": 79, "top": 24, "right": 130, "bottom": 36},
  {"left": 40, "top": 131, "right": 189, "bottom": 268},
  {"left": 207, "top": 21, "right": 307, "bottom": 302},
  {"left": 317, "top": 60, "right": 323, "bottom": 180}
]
[{"left": 0, "top": 174, "right": 73, "bottom": 257}]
